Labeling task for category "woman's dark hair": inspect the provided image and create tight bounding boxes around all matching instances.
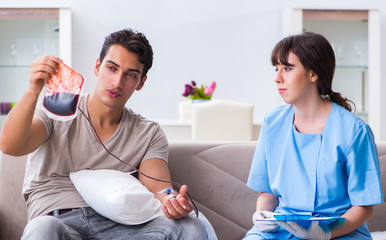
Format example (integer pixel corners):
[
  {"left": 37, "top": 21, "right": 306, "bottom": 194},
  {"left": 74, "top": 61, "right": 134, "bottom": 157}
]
[
  {"left": 271, "top": 32, "right": 355, "bottom": 112},
  {"left": 99, "top": 28, "right": 153, "bottom": 78}
]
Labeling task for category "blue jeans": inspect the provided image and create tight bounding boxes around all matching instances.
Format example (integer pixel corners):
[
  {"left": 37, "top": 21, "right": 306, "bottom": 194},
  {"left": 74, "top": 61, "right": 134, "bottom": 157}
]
[{"left": 22, "top": 207, "right": 207, "bottom": 240}]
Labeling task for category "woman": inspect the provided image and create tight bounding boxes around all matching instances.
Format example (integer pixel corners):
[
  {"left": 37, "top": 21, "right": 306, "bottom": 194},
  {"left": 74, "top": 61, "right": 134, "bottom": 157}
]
[{"left": 244, "top": 32, "right": 383, "bottom": 240}]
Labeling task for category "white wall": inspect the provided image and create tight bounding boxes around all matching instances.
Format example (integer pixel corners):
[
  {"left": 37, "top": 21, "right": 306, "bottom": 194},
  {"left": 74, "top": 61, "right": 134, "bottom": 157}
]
[
  {"left": 69, "top": 0, "right": 282, "bottom": 122},
  {"left": 1, "top": 0, "right": 386, "bottom": 140}
]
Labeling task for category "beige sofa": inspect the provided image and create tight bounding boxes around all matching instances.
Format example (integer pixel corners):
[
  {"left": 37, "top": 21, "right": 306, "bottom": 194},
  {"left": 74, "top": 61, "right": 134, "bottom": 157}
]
[{"left": 0, "top": 142, "right": 385, "bottom": 240}]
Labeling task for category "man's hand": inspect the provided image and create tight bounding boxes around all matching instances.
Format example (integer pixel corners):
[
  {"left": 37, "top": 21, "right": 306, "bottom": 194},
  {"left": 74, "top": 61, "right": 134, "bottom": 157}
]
[
  {"left": 253, "top": 210, "right": 279, "bottom": 233},
  {"left": 161, "top": 185, "right": 193, "bottom": 219},
  {"left": 29, "top": 56, "right": 61, "bottom": 95},
  {"left": 277, "top": 221, "right": 331, "bottom": 240}
]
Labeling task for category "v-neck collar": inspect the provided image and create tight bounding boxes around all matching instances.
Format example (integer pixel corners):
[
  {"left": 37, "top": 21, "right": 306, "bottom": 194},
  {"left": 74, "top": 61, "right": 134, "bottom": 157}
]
[
  {"left": 79, "top": 94, "right": 125, "bottom": 145},
  {"left": 290, "top": 102, "right": 334, "bottom": 136}
]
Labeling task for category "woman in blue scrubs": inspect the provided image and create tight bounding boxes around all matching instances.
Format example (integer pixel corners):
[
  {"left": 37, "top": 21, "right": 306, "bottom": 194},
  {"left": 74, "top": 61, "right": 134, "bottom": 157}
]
[{"left": 244, "top": 32, "right": 383, "bottom": 240}]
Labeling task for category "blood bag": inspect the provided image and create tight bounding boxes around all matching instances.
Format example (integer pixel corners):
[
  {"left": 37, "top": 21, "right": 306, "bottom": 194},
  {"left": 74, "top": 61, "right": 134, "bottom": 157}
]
[{"left": 42, "top": 62, "right": 84, "bottom": 121}]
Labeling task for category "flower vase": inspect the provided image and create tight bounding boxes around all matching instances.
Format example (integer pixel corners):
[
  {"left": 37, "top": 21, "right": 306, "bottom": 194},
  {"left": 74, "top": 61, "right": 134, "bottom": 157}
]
[{"left": 192, "top": 99, "right": 210, "bottom": 104}]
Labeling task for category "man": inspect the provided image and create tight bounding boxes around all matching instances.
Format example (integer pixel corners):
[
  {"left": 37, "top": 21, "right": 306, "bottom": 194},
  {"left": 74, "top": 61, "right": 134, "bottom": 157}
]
[{"left": 0, "top": 28, "right": 207, "bottom": 239}]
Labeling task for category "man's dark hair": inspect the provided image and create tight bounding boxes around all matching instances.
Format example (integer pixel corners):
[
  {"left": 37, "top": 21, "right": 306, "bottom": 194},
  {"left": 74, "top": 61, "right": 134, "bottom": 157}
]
[{"left": 99, "top": 28, "right": 153, "bottom": 78}]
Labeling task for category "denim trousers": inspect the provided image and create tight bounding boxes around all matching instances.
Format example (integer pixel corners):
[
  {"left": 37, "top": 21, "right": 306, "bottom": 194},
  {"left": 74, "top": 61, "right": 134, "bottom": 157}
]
[{"left": 22, "top": 207, "right": 207, "bottom": 240}]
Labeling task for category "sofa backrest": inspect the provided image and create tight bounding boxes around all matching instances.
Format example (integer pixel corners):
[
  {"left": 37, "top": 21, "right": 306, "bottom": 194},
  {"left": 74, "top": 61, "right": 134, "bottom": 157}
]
[{"left": 0, "top": 142, "right": 385, "bottom": 240}]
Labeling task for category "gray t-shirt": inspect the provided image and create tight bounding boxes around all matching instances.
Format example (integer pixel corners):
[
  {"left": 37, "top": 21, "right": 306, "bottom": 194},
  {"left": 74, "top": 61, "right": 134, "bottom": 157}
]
[{"left": 22, "top": 94, "right": 168, "bottom": 220}]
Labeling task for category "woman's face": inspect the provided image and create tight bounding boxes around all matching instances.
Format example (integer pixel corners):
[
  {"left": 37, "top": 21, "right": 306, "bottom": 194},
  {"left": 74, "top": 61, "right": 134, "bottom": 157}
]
[{"left": 274, "top": 51, "right": 318, "bottom": 105}]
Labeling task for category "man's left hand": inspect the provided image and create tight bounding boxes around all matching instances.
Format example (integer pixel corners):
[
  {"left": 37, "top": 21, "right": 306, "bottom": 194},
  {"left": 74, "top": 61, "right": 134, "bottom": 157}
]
[{"left": 161, "top": 185, "right": 193, "bottom": 219}]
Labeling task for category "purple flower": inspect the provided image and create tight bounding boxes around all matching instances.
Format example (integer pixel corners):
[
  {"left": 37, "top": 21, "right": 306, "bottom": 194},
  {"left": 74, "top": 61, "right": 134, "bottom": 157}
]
[
  {"left": 182, "top": 84, "right": 195, "bottom": 97},
  {"left": 182, "top": 91, "right": 189, "bottom": 97}
]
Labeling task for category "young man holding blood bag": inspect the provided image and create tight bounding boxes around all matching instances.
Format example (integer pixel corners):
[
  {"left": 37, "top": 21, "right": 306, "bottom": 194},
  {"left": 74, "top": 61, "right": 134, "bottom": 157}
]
[{"left": 0, "top": 28, "right": 209, "bottom": 239}]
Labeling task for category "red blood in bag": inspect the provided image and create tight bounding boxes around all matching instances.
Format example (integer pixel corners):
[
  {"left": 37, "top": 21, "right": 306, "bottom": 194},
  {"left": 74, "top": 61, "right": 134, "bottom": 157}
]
[
  {"left": 43, "top": 93, "right": 80, "bottom": 116},
  {"left": 43, "top": 63, "right": 84, "bottom": 117}
]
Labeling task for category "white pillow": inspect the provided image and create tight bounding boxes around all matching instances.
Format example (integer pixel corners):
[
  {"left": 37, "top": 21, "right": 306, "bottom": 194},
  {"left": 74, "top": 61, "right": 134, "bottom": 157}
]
[{"left": 69, "top": 169, "right": 163, "bottom": 225}]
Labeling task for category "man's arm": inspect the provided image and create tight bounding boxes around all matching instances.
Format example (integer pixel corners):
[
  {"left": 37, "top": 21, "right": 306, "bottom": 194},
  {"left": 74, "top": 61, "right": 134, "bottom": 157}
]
[
  {"left": 0, "top": 56, "right": 61, "bottom": 156},
  {"left": 138, "top": 158, "right": 193, "bottom": 219}
]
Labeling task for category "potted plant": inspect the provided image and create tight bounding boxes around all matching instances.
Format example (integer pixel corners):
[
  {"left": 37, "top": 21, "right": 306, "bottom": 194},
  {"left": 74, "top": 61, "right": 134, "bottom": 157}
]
[{"left": 182, "top": 81, "right": 216, "bottom": 102}]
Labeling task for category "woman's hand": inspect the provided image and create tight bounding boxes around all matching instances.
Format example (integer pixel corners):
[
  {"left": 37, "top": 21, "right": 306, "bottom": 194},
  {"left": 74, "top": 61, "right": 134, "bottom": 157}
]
[
  {"left": 253, "top": 210, "right": 279, "bottom": 232},
  {"left": 277, "top": 221, "right": 331, "bottom": 240}
]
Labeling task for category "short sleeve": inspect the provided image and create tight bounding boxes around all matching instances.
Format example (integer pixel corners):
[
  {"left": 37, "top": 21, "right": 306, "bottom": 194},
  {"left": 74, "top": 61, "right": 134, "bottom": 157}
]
[
  {"left": 141, "top": 123, "right": 169, "bottom": 163},
  {"left": 33, "top": 101, "right": 53, "bottom": 138},
  {"left": 346, "top": 124, "right": 384, "bottom": 206},
  {"left": 247, "top": 116, "right": 272, "bottom": 193}
]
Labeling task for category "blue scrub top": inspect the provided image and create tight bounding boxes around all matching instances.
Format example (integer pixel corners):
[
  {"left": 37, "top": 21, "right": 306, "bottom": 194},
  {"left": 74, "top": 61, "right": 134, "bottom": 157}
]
[{"left": 247, "top": 103, "right": 383, "bottom": 217}]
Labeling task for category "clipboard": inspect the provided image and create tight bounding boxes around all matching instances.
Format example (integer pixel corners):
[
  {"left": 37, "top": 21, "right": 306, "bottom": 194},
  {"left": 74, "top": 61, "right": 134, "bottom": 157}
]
[{"left": 255, "top": 213, "right": 341, "bottom": 225}]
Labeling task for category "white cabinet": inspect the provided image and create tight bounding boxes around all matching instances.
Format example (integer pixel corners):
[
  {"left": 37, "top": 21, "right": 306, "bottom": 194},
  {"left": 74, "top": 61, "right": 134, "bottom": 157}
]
[
  {"left": 0, "top": 8, "right": 71, "bottom": 103},
  {"left": 282, "top": 8, "right": 381, "bottom": 140}
]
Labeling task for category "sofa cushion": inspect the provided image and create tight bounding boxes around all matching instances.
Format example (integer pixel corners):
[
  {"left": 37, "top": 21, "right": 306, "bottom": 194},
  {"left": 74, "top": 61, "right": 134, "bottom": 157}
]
[
  {"left": 367, "top": 141, "right": 386, "bottom": 232},
  {"left": 168, "top": 142, "right": 258, "bottom": 240}
]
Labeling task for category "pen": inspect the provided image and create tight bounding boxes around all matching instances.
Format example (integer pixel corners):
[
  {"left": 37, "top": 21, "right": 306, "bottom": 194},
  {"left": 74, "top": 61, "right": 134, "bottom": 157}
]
[{"left": 259, "top": 211, "right": 267, "bottom": 219}]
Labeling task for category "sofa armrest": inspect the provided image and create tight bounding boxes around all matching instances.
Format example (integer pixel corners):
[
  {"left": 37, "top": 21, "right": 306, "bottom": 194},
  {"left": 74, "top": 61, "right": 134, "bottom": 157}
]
[
  {"left": 0, "top": 153, "right": 28, "bottom": 240},
  {"left": 367, "top": 142, "right": 386, "bottom": 232}
]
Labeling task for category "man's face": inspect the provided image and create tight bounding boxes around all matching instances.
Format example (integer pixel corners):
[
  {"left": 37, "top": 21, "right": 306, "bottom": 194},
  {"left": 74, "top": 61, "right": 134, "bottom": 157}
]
[{"left": 94, "top": 44, "right": 147, "bottom": 109}]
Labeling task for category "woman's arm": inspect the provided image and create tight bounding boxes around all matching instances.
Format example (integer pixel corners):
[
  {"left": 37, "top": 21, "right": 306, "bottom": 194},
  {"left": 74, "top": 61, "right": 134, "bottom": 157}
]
[
  {"left": 252, "top": 192, "right": 280, "bottom": 233},
  {"left": 330, "top": 205, "right": 373, "bottom": 238},
  {"left": 256, "top": 192, "right": 279, "bottom": 211}
]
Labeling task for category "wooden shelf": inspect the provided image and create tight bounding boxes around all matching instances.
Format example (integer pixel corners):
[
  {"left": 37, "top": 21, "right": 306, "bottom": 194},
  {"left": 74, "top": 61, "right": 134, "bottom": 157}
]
[
  {"left": 303, "top": 10, "right": 368, "bottom": 21},
  {"left": 0, "top": 8, "right": 58, "bottom": 19}
]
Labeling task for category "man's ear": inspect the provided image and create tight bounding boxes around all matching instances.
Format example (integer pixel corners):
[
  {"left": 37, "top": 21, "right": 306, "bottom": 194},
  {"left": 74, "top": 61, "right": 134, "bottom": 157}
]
[
  {"left": 136, "top": 76, "right": 147, "bottom": 91},
  {"left": 310, "top": 70, "right": 318, "bottom": 83},
  {"left": 94, "top": 59, "right": 101, "bottom": 76}
]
